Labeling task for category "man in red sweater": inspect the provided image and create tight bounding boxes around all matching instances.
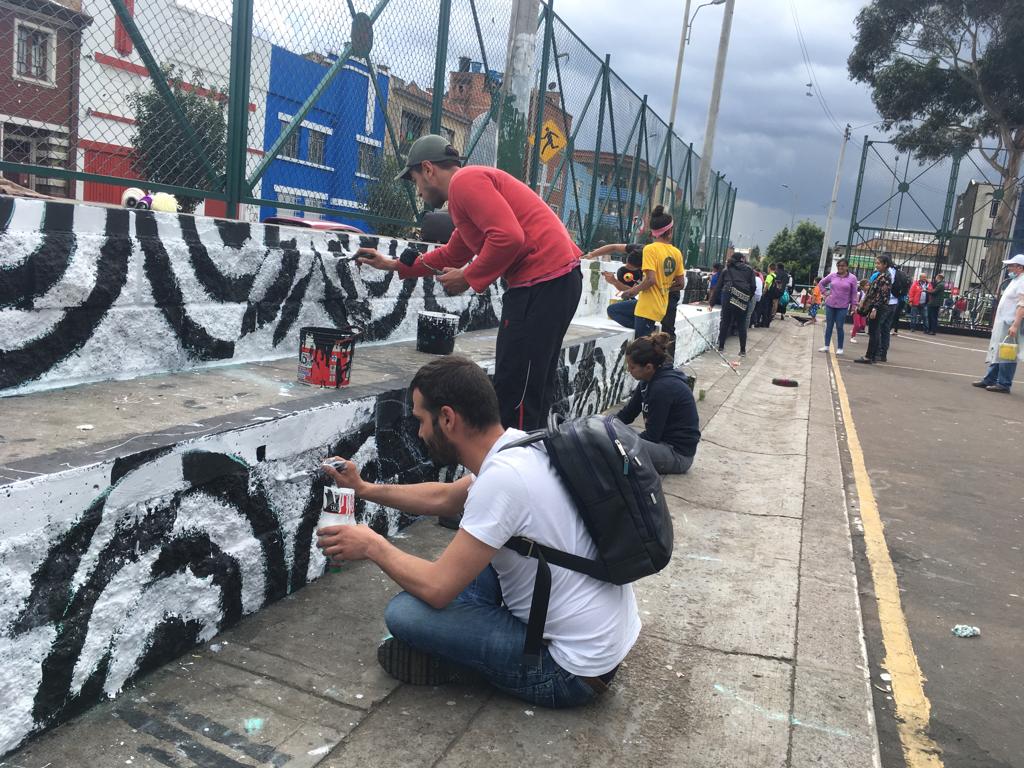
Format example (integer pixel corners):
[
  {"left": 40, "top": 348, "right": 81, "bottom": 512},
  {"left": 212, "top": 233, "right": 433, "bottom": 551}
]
[{"left": 356, "top": 135, "right": 583, "bottom": 430}]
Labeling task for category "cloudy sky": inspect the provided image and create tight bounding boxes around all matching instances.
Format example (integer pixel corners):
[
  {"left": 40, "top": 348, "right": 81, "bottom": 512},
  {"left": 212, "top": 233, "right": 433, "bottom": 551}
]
[{"left": 548, "top": 0, "right": 901, "bottom": 249}]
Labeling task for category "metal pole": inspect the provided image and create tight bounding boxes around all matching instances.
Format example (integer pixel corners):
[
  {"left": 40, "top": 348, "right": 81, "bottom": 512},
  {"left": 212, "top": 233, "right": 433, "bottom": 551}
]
[
  {"left": 528, "top": 0, "right": 554, "bottom": 190},
  {"left": 693, "top": 0, "right": 734, "bottom": 211},
  {"left": 497, "top": 0, "right": 541, "bottom": 179},
  {"left": 668, "top": 0, "right": 693, "bottom": 133},
  {"left": 583, "top": 55, "right": 610, "bottom": 250},
  {"left": 935, "top": 152, "right": 962, "bottom": 280},
  {"left": 844, "top": 137, "right": 870, "bottom": 259},
  {"left": 430, "top": 0, "right": 453, "bottom": 136},
  {"left": 818, "top": 124, "right": 850, "bottom": 275},
  {"left": 225, "top": 0, "right": 254, "bottom": 218},
  {"left": 625, "top": 96, "right": 647, "bottom": 238}
]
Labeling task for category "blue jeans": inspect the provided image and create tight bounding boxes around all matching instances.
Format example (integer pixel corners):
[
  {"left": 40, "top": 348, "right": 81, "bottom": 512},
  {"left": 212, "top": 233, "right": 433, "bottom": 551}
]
[
  {"left": 910, "top": 305, "right": 925, "bottom": 330},
  {"left": 607, "top": 299, "right": 656, "bottom": 338},
  {"left": 824, "top": 306, "right": 848, "bottom": 349},
  {"left": 384, "top": 566, "right": 597, "bottom": 708},
  {"left": 981, "top": 361, "right": 1017, "bottom": 390}
]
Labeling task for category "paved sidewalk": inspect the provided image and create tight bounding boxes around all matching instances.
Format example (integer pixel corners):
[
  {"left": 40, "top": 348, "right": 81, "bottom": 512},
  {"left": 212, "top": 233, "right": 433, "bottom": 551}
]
[{"left": 3, "top": 320, "right": 881, "bottom": 768}]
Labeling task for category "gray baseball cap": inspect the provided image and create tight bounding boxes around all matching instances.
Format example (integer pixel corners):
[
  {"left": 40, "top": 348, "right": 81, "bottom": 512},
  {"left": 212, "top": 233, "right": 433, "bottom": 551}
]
[{"left": 395, "top": 134, "right": 460, "bottom": 181}]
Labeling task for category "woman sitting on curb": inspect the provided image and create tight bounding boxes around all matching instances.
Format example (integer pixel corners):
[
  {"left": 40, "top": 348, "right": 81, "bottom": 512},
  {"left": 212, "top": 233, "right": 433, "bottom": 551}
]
[{"left": 614, "top": 332, "right": 700, "bottom": 474}]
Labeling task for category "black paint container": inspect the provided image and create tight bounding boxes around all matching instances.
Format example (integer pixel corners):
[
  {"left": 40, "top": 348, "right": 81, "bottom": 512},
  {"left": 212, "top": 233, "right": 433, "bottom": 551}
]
[{"left": 416, "top": 311, "right": 459, "bottom": 355}]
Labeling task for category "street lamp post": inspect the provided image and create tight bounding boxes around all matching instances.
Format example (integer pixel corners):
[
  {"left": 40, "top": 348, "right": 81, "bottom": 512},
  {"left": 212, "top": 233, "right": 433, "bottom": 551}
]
[
  {"left": 780, "top": 183, "right": 797, "bottom": 231},
  {"left": 657, "top": 0, "right": 726, "bottom": 207}
]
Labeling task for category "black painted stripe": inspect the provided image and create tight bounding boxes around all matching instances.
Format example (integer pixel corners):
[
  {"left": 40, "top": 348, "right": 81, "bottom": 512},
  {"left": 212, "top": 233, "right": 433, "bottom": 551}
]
[
  {"left": 0, "top": 195, "right": 14, "bottom": 232},
  {"left": 151, "top": 702, "right": 291, "bottom": 767},
  {"left": 313, "top": 249, "right": 354, "bottom": 330},
  {"left": 178, "top": 215, "right": 255, "bottom": 303},
  {"left": 0, "top": 208, "right": 131, "bottom": 390},
  {"left": 151, "top": 531, "right": 243, "bottom": 627},
  {"left": 239, "top": 244, "right": 300, "bottom": 337},
  {"left": 0, "top": 200, "right": 76, "bottom": 309},
  {"left": 137, "top": 212, "right": 235, "bottom": 361},
  {"left": 118, "top": 704, "right": 251, "bottom": 768},
  {"left": 271, "top": 257, "right": 315, "bottom": 347},
  {"left": 181, "top": 450, "right": 288, "bottom": 603},
  {"left": 214, "top": 218, "right": 250, "bottom": 249}
]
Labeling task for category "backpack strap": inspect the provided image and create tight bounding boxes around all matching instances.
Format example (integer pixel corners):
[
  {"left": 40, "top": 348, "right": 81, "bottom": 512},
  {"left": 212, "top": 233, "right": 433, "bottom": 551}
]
[
  {"left": 497, "top": 430, "right": 547, "bottom": 452},
  {"left": 504, "top": 536, "right": 610, "bottom": 665}
]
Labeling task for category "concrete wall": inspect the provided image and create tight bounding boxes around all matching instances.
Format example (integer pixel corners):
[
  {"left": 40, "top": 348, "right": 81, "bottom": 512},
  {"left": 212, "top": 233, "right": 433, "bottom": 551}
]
[
  {"left": 0, "top": 196, "right": 510, "bottom": 396},
  {"left": 0, "top": 329, "right": 634, "bottom": 756}
]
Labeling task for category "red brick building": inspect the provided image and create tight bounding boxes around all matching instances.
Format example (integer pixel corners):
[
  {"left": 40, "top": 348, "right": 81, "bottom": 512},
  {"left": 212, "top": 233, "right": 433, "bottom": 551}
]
[{"left": 0, "top": 0, "right": 91, "bottom": 197}]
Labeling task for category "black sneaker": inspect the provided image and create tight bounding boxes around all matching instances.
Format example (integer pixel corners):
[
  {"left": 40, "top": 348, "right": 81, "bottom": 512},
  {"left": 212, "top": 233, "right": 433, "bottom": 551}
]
[
  {"left": 971, "top": 380, "right": 990, "bottom": 388},
  {"left": 377, "top": 636, "right": 477, "bottom": 686}
]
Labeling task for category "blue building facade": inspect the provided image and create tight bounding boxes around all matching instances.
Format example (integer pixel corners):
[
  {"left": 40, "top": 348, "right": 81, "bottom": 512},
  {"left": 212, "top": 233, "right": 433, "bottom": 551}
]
[{"left": 261, "top": 49, "right": 389, "bottom": 230}]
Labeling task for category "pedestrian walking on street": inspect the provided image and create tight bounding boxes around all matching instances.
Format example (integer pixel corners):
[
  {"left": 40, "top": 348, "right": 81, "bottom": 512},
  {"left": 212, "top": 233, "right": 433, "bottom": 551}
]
[
  {"left": 849, "top": 280, "right": 868, "bottom": 344},
  {"left": 615, "top": 332, "right": 701, "bottom": 474},
  {"left": 877, "top": 261, "right": 905, "bottom": 361},
  {"left": 972, "top": 255, "right": 1024, "bottom": 393},
  {"left": 808, "top": 279, "right": 822, "bottom": 322},
  {"left": 854, "top": 256, "right": 893, "bottom": 365},
  {"left": 716, "top": 251, "right": 756, "bottom": 357},
  {"left": 357, "top": 134, "right": 582, "bottom": 430},
  {"left": 925, "top": 273, "right": 946, "bottom": 335},
  {"left": 908, "top": 275, "right": 928, "bottom": 331},
  {"left": 817, "top": 259, "right": 858, "bottom": 355}
]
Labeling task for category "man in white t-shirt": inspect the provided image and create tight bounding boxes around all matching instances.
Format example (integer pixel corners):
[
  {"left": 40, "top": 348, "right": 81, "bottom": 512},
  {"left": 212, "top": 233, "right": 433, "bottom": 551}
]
[{"left": 317, "top": 356, "right": 640, "bottom": 707}]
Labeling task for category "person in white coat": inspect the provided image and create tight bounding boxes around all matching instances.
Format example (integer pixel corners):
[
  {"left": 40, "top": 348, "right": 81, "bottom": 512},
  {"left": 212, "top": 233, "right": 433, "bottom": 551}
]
[{"left": 972, "top": 254, "right": 1024, "bottom": 393}]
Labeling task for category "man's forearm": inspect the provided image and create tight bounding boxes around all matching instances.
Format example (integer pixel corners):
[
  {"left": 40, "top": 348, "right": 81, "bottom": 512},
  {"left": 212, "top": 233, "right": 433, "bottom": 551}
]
[{"left": 357, "top": 477, "right": 471, "bottom": 518}]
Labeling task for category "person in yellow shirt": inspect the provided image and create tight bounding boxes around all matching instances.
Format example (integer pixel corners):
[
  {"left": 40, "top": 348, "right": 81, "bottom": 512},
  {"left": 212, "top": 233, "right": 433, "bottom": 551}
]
[{"left": 606, "top": 206, "right": 684, "bottom": 337}]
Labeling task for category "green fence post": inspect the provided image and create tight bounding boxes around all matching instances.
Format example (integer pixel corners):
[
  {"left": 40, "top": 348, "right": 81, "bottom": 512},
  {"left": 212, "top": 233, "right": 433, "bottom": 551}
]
[
  {"left": 583, "top": 55, "right": 610, "bottom": 250},
  {"left": 528, "top": 0, "right": 554, "bottom": 191},
  {"left": 844, "top": 138, "right": 870, "bottom": 258},
  {"left": 625, "top": 96, "right": 646, "bottom": 238},
  {"left": 935, "top": 152, "right": 962, "bottom": 281},
  {"left": 108, "top": 0, "right": 221, "bottom": 189},
  {"left": 225, "top": 0, "right": 254, "bottom": 218},
  {"left": 430, "top": 0, "right": 453, "bottom": 135}
]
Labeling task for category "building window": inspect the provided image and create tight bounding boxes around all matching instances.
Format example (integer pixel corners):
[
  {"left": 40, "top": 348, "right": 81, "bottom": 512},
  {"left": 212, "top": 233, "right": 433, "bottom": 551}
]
[
  {"left": 14, "top": 21, "right": 55, "bottom": 86},
  {"left": 358, "top": 143, "right": 378, "bottom": 178},
  {"left": 399, "top": 111, "right": 426, "bottom": 153},
  {"left": 277, "top": 191, "right": 300, "bottom": 216},
  {"left": 308, "top": 129, "right": 327, "bottom": 166},
  {"left": 984, "top": 227, "right": 993, "bottom": 246},
  {"left": 989, "top": 198, "right": 1000, "bottom": 219},
  {"left": 443, "top": 127, "right": 456, "bottom": 148},
  {"left": 279, "top": 122, "right": 299, "bottom": 159}
]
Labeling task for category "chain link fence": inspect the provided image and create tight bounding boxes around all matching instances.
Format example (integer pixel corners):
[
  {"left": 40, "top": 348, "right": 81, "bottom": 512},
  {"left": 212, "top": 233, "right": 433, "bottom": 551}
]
[
  {"left": 0, "top": 0, "right": 735, "bottom": 260},
  {"left": 844, "top": 139, "right": 1022, "bottom": 333}
]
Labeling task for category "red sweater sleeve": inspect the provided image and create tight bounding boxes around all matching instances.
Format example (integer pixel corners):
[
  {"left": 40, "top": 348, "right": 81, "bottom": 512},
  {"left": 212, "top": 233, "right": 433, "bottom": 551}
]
[
  {"left": 450, "top": 173, "right": 526, "bottom": 292},
  {"left": 395, "top": 231, "right": 475, "bottom": 279}
]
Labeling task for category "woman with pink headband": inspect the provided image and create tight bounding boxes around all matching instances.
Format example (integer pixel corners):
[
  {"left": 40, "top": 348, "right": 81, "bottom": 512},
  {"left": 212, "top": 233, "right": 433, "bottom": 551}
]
[{"left": 607, "top": 206, "right": 684, "bottom": 338}]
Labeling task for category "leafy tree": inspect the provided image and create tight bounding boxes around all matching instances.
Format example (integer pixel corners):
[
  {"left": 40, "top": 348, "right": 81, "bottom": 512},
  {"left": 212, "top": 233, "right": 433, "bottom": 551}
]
[
  {"left": 848, "top": 1, "right": 1024, "bottom": 278},
  {"left": 358, "top": 154, "right": 418, "bottom": 237},
  {"left": 750, "top": 244, "right": 761, "bottom": 263},
  {"left": 127, "top": 67, "right": 226, "bottom": 214},
  {"left": 765, "top": 221, "right": 825, "bottom": 284}
]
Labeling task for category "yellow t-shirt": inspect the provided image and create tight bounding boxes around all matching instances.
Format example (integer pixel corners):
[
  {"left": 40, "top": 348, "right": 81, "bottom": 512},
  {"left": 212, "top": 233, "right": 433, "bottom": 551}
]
[{"left": 635, "top": 242, "right": 684, "bottom": 321}]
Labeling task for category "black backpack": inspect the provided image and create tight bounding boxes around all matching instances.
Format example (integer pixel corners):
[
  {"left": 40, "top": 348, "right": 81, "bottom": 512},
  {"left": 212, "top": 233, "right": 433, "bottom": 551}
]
[
  {"left": 891, "top": 268, "right": 910, "bottom": 298},
  {"left": 499, "top": 414, "right": 674, "bottom": 663}
]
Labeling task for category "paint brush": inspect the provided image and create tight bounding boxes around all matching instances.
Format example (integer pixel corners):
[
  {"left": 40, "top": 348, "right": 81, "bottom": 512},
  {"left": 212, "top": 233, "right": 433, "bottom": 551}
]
[{"left": 277, "top": 459, "right": 348, "bottom": 484}]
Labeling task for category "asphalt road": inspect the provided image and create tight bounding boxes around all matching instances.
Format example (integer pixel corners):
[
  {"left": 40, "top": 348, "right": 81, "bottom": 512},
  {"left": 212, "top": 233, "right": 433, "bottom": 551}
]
[{"left": 835, "top": 328, "right": 1023, "bottom": 768}]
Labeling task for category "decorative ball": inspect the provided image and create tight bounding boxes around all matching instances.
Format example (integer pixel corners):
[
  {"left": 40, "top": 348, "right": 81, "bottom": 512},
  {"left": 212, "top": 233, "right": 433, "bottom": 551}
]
[
  {"left": 121, "top": 187, "right": 145, "bottom": 208},
  {"left": 150, "top": 192, "right": 179, "bottom": 213},
  {"left": 136, "top": 194, "right": 152, "bottom": 210}
]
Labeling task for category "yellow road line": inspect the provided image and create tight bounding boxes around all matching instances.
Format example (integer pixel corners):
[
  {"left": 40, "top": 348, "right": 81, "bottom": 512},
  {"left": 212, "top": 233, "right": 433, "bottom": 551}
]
[{"left": 830, "top": 348, "right": 944, "bottom": 768}]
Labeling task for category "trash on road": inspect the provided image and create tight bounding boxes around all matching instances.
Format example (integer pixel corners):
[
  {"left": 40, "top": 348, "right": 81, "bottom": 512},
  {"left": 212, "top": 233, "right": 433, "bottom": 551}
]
[
  {"left": 771, "top": 378, "right": 799, "bottom": 387},
  {"left": 951, "top": 624, "right": 981, "bottom": 638}
]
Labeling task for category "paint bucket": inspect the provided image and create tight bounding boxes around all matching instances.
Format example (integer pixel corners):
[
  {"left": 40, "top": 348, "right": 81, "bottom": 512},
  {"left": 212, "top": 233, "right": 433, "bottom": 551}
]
[
  {"left": 416, "top": 311, "right": 459, "bottom": 355},
  {"left": 998, "top": 336, "right": 1018, "bottom": 362},
  {"left": 319, "top": 486, "right": 356, "bottom": 530},
  {"left": 298, "top": 326, "right": 359, "bottom": 387}
]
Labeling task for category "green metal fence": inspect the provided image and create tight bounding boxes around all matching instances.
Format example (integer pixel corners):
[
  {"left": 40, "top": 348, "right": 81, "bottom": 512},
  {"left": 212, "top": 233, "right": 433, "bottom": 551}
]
[
  {"left": 0, "top": 0, "right": 734, "bottom": 263},
  {"left": 844, "top": 139, "right": 1020, "bottom": 331}
]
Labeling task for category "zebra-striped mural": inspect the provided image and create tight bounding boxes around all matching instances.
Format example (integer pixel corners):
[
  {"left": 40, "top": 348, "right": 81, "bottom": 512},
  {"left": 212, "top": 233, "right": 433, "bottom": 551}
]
[{"left": 0, "top": 197, "right": 502, "bottom": 396}]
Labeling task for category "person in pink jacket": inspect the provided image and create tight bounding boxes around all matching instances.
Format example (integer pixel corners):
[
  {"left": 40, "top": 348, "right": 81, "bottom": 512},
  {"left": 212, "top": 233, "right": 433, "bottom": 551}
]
[{"left": 817, "top": 259, "right": 860, "bottom": 354}]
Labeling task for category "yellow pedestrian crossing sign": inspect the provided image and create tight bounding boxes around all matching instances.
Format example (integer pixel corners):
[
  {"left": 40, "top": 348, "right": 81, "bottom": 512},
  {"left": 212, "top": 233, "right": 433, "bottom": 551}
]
[{"left": 536, "top": 120, "right": 566, "bottom": 164}]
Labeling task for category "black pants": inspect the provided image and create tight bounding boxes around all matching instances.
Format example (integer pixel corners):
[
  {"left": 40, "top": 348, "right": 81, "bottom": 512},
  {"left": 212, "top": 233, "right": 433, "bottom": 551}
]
[
  {"left": 878, "top": 304, "right": 896, "bottom": 358},
  {"left": 494, "top": 267, "right": 582, "bottom": 430},
  {"left": 718, "top": 301, "right": 748, "bottom": 353},
  {"left": 661, "top": 290, "right": 680, "bottom": 338},
  {"left": 927, "top": 305, "right": 939, "bottom": 333},
  {"left": 866, "top": 312, "right": 882, "bottom": 360},
  {"left": 756, "top": 295, "right": 774, "bottom": 327}
]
